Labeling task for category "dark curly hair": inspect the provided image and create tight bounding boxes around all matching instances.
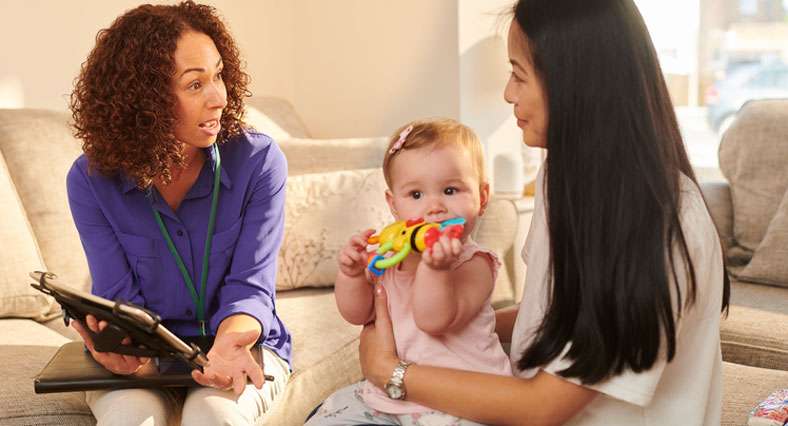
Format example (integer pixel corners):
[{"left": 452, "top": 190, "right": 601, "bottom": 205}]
[{"left": 70, "top": 1, "right": 251, "bottom": 188}]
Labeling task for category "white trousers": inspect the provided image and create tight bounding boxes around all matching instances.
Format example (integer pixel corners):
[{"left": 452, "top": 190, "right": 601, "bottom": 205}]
[{"left": 85, "top": 348, "right": 290, "bottom": 426}]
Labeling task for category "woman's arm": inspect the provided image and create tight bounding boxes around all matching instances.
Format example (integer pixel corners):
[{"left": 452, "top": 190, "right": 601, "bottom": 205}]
[
  {"left": 361, "top": 285, "right": 597, "bottom": 426},
  {"left": 209, "top": 141, "right": 287, "bottom": 337},
  {"left": 66, "top": 159, "right": 145, "bottom": 305},
  {"left": 412, "top": 237, "right": 494, "bottom": 335}
]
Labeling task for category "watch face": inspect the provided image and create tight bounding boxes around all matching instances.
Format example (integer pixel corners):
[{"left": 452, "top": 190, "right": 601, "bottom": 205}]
[{"left": 386, "top": 383, "right": 404, "bottom": 400}]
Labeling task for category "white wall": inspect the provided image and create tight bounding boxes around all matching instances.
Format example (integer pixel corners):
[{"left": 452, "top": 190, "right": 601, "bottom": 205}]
[
  {"left": 0, "top": 0, "right": 461, "bottom": 139},
  {"left": 458, "top": 0, "right": 532, "bottom": 192},
  {"left": 289, "top": 0, "right": 460, "bottom": 139},
  {"left": 0, "top": 0, "right": 295, "bottom": 110},
  {"left": 1, "top": 0, "right": 526, "bottom": 190}
]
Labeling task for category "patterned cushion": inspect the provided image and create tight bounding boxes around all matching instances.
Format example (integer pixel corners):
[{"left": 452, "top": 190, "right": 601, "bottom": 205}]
[{"left": 276, "top": 168, "right": 391, "bottom": 290}]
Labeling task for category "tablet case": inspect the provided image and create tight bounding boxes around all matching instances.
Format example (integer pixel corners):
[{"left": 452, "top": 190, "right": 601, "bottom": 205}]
[
  {"left": 35, "top": 337, "right": 270, "bottom": 394},
  {"left": 35, "top": 340, "right": 205, "bottom": 393}
]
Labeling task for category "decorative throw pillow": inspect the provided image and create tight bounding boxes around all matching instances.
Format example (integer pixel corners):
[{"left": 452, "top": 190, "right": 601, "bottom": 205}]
[
  {"left": 0, "top": 152, "right": 52, "bottom": 320},
  {"left": 719, "top": 99, "right": 788, "bottom": 253},
  {"left": 738, "top": 187, "right": 788, "bottom": 287},
  {"left": 276, "top": 168, "right": 392, "bottom": 290}
]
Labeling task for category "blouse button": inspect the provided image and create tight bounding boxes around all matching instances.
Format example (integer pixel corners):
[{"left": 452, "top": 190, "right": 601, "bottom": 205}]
[
  {"left": 177, "top": 230, "right": 184, "bottom": 236},
  {"left": 185, "top": 308, "right": 192, "bottom": 316}
]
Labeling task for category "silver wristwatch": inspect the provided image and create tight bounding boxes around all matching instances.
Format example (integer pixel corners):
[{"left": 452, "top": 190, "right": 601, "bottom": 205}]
[{"left": 384, "top": 360, "right": 411, "bottom": 400}]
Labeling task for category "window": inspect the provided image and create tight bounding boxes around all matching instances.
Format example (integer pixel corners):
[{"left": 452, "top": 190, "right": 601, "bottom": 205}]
[{"left": 636, "top": 0, "right": 788, "bottom": 181}]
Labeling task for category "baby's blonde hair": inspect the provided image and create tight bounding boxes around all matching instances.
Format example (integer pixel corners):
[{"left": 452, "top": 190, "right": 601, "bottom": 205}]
[{"left": 382, "top": 118, "right": 487, "bottom": 189}]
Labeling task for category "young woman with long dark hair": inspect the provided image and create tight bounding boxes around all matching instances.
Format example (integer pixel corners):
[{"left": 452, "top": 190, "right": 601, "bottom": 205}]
[{"left": 354, "top": 0, "right": 730, "bottom": 424}]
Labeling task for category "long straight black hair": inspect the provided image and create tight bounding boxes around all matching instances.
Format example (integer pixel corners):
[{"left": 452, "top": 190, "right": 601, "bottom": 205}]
[{"left": 512, "top": 0, "right": 730, "bottom": 384}]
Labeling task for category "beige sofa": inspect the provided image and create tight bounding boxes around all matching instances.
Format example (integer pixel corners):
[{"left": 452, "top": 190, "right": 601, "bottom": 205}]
[
  {"left": 0, "top": 97, "right": 520, "bottom": 426},
  {"left": 709, "top": 99, "right": 788, "bottom": 425}
]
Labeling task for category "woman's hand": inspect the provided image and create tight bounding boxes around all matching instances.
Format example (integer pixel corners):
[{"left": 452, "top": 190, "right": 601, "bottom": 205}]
[
  {"left": 191, "top": 330, "right": 265, "bottom": 396},
  {"left": 338, "top": 229, "right": 376, "bottom": 278},
  {"left": 359, "top": 284, "right": 401, "bottom": 389},
  {"left": 71, "top": 314, "right": 150, "bottom": 375}
]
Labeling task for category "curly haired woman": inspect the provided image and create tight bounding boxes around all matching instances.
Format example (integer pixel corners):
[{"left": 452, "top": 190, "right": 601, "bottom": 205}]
[{"left": 66, "top": 2, "right": 291, "bottom": 424}]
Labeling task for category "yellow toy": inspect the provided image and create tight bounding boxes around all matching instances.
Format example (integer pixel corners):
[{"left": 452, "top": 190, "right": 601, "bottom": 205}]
[{"left": 366, "top": 217, "right": 466, "bottom": 275}]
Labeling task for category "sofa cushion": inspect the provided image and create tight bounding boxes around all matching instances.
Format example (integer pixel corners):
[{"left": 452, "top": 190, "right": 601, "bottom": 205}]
[
  {"left": 720, "top": 304, "right": 788, "bottom": 371},
  {"left": 262, "top": 288, "right": 362, "bottom": 425},
  {"left": 0, "top": 319, "right": 94, "bottom": 426},
  {"left": 0, "top": 344, "right": 95, "bottom": 426},
  {"left": 0, "top": 318, "right": 72, "bottom": 346},
  {"left": 719, "top": 99, "right": 788, "bottom": 259},
  {"left": 277, "top": 168, "right": 391, "bottom": 290},
  {"left": 730, "top": 280, "right": 788, "bottom": 316},
  {"left": 737, "top": 187, "right": 788, "bottom": 287},
  {"left": 0, "top": 109, "right": 92, "bottom": 304},
  {"left": 244, "top": 97, "right": 311, "bottom": 140},
  {"left": 245, "top": 105, "right": 298, "bottom": 144},
  {"left": 278, "top": 137, "right": 388, "bottom": 176},
  {"left": 721, "top": 361, "right": 788, "bottom": 426},
  {"left": 0, "top": 149, "right": 51, "bottom": 320}
]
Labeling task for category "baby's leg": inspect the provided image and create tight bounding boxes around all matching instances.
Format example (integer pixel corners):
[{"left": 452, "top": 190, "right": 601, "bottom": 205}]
[
  {"left": 304, "top": 381, "right": 399, "bottom": 426},
  {"left": 85, "top": 387, "right": 185, "bottom": 426},
  {"left": 397, "top": 411, "right": 488, "bottom": 426}
]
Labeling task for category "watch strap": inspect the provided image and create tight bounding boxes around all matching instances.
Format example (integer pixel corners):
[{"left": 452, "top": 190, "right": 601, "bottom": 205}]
[{"left": 385, "top": 360, "right": 411, "bottom": 400}]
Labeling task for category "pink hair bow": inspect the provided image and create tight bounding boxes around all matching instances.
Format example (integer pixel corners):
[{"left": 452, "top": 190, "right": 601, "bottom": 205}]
[{"left": 389, "top": 125, "right": 413, "bottom": 154}]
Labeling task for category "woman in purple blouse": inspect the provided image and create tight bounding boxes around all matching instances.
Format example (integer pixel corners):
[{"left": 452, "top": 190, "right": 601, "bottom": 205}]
[{"left": 66, "top": 2, "right": 291, "bottom": 424}]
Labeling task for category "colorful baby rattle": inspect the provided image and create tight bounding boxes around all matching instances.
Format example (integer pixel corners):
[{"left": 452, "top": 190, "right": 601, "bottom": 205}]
[{"left": 366, "top": 217, "right": 466, "bottom": 275}]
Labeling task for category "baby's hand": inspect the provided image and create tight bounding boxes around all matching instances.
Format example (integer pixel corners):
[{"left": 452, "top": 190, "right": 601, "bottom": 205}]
[
  {"left": 421, "top": 234, "right": 463, "bottom": 270},
  {"left": 337, "top": 229, "right": 376, "bottom": 277}
]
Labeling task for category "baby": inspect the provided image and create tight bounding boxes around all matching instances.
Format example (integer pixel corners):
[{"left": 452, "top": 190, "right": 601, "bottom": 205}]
[{"left": 305, "top": 118, "right": 512, "bottom": 426}]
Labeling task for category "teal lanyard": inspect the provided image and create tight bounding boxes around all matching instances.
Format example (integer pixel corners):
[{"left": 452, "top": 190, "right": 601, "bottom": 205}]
[{"left": 149, "top": 143, "right": 221, "bottom": 336}]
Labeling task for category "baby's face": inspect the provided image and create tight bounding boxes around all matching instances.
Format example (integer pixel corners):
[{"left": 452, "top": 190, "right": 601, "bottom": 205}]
[{"left": 385, "top": 144, "right": 488, "bottom": 240}]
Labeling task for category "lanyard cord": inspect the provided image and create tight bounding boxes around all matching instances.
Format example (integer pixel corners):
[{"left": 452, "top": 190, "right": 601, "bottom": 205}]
[{"left": 149, "top": 143, "right": 221, "bottom": 335}]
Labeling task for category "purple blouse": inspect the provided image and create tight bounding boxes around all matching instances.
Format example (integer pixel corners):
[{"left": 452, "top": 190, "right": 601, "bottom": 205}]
[{"left": 66, "top": 130, "right": 292, "bottom": 367}]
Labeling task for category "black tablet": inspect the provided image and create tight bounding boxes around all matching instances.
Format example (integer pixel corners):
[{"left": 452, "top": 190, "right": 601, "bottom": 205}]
[{"left": 30, "top": 271, "right": 208, "bottom": 371}]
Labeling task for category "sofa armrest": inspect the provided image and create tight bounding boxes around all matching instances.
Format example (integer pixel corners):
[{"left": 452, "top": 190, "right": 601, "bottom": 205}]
[
  {"left": 699, "top": 181, "right": 734, "bottom": 251},
  {"left": 720, "top": 305, "right": 788, "bottom": 371}
]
